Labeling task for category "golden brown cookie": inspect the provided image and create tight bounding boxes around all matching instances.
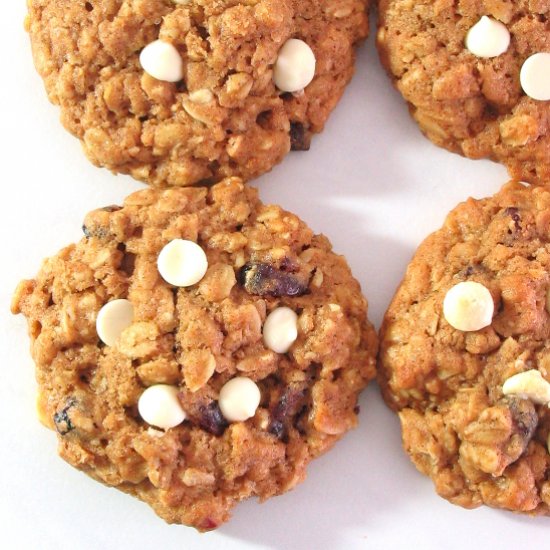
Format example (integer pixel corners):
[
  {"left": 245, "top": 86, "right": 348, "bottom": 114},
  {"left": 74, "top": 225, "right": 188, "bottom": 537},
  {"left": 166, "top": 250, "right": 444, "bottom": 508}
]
[
  {"left": 12, "top": 178, "right": 377, "bottom": 530},
  {"left": 379, "top": 181, "right": 550, "bottom": 514},
  {"left": 377, "top": 1, "right": 550, "bottom": 184},
  {"left": 26, "top": 0, "right": 369, "bottom": 187}
]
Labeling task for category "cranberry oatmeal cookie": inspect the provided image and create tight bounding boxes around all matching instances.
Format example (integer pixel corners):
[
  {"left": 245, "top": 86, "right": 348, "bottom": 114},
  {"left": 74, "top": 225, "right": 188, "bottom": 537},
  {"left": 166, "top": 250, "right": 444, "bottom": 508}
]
[
  {"left": 11, "top": 178, "right": 377, "bottom": 530},
  {"left": 25, "top": 0, "right": 369, "bottom": 187},
  {"left": 377, "top": 1, "right": 550, "bottom": 184},
  {"left": 379, "top": 181, "right": 550, "bottom": 514}
]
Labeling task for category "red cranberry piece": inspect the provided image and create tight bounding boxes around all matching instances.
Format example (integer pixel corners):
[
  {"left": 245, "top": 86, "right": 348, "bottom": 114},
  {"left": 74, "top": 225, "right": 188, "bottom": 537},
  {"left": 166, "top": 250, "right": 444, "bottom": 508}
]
[
  {"left": 238, "top": 262, "right": 308, "bottom": 297},
  {"left": 198, "top": 402, "right": 228, "bottom": 436},
  {"left": 268, "top": 384, "right": 307, "bottom": 440},
  {"left": 290, "top": 122, "right": 311, "bottom": 151}
]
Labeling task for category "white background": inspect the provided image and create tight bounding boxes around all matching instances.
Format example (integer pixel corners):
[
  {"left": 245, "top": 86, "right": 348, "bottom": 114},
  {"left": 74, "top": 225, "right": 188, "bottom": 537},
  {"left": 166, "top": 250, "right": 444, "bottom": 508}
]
[{"left": 1, "top": 3, "right": 548, "bottom": 549}]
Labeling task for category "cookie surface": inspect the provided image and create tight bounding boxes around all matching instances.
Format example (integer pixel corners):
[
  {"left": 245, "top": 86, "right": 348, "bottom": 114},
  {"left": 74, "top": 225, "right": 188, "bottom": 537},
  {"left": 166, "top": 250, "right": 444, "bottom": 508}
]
[
  {"left": 26, "top": 0, "right": 368, "bottom": 187},
  {"left": 377, "top": 1, "right": 550, "bottom": 184},
  {"left": 12, "top": 178, "right": 377, "bottom": 530},
  {"left": 379, "top": 182, "right": 550, "bottom": 513}
]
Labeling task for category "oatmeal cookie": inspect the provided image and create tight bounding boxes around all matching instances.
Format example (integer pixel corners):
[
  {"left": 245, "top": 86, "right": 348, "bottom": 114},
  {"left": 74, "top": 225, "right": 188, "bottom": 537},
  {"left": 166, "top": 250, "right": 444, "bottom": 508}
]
[
  {"left": 12, "top": 178, "right": 377, "bottom": 530},
  {"left": 25, "top": 0, "right": 369, "bottom": 187},
  {"left": 379, "top": 181, "right": 550, "bottom": 514},
  {"left": 377, "top": 1, "right": 550, "bottom": 184}
]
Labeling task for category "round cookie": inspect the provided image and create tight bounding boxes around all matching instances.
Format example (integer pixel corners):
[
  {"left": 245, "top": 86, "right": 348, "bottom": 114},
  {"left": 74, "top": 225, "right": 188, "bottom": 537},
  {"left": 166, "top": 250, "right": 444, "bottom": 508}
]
[
  {"left": 11, "top": 178, "right": 377, "bottom": 530},
  {"left": 25, "top": 0, "right": 369, "bottom": 187},
  {"left": 378, "top": 181, "right": 550, "bottom": 514},
  {"left": 377, "top": 1, "right": 550, "bottom": 184}
]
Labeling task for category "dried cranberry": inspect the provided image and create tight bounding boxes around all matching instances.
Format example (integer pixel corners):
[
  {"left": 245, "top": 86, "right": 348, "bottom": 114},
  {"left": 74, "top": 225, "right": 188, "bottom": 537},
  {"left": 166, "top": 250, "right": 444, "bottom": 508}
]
[
  {"left": 507, "top": 397, "right": 537, "bottom": 439},
  {"left": 178, "top": 390, "right": 228, "bottom": 436},
  {"left": 290, "top": 122, "right": 311, "bottom": 151},
  {"left": 199, "top": 518, "right": 219, "bottom": 531},
  {"left": 120, "top": 252, "right": 136, "bottom": 276},
  {"left": 268, "top": 384, "right": 307, "bottom": 440},
  {"left": 198, "top": 402, "right": 228, "bottom": 436},
  {"left": 238, "top": 262, "right": 308, "bottom": 297}
]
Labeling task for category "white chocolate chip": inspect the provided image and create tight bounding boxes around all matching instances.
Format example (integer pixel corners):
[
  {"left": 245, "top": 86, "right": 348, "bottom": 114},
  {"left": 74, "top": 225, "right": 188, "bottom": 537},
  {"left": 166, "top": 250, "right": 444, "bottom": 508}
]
[
  {"left": 157, "top": 239, "right": 208, "bottom": 287},
  {"left": 95, "top": 299, "right": 134, "bottom": 346},
  {"left": 263, "top": 307, "right": 298, "bottom": 354},
  {"left": 138, "top": 385, "right": 186, "bottom": 430},
  {"left": 502, "top": 369, "right": 550, "bottom": 405},
  {"left": 273, "top": 39, "right": 316, "bottom": 93},
  {"left": 520, "top": 53, "right": 550, "bottom": 101},
  {"left": 139, "top": 40, "right": 183, "bottom": 83},
  {"left": 443, "top": 281, "right": 494, "bottom": 332},
  {"left": 546, "top": 287, "right": 550, "bottom": 314},
  {"left": 218, "top": 377, "right": 261, "bottom": 422},
  {"left": 465, "top": 16, "right": 510, "bottom": 58}
]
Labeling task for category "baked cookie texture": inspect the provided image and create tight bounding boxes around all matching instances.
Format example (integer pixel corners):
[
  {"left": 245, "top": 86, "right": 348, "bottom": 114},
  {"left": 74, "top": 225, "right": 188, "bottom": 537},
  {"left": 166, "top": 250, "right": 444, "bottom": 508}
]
[
  {"left": 377, "top": 1, "right": 550, "bottom": 184},
  {"left": 379, "top": 182, "right": 550, "bottom": 514},
  {"left": 26, "top": 0, "right": 369, "bottom": 187},
  {"left": 12, "top": 178, "right": 377, "bottom": 530}
]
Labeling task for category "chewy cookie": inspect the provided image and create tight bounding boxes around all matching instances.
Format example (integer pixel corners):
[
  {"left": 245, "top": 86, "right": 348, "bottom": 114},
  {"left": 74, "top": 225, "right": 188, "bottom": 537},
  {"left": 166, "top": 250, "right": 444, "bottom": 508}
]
[
  {"left": 26, "top": 0, "right": 369, "bottom": 187},
  {"left": 379, "top": 181, "right": 550, "bottom": 514},
  {"left": 377, "top": 1, "right": 550, "bottom": 184},
  {"left": 12, "top": 178, "right": 377, "bottom": 530}
]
